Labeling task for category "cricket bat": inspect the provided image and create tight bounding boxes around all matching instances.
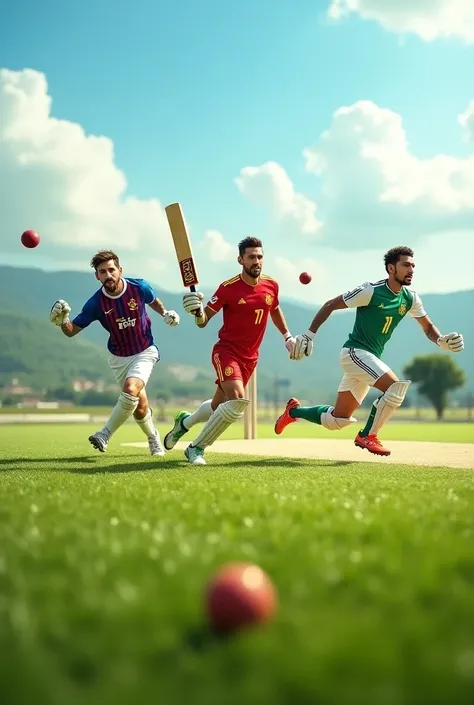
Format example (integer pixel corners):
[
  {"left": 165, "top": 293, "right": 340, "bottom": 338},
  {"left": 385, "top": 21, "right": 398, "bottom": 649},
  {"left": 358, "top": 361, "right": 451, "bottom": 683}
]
[{"left": 165, "top": 202, "right": 201, "bottom": 312}]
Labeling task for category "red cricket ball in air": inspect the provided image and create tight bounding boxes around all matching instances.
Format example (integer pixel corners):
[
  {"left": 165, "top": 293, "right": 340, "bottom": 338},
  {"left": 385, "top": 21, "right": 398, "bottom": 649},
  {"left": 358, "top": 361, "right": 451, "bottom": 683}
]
[
  {"left": 21, "top": 230, "right": 40, "bottom": 248},
  {"left": 299, "top": 271, "right": 312, "bottom": 285}
]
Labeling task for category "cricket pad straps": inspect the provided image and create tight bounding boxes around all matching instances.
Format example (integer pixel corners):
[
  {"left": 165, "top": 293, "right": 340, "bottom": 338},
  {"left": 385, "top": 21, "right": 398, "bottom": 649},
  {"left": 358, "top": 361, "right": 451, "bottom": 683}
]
[
  {"left": 320, "top": 407, "right": 357, "bottom": 430},
  {"left": 191, "top": 398, "right": 250, "bottom": 449},
  {"left": 366, "top": 380, "right": 411, "bottom": 437}
]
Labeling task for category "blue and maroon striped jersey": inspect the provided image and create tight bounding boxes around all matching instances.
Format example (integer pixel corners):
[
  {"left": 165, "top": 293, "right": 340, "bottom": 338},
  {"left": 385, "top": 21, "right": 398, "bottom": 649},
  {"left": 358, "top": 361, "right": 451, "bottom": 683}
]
[{"left": 72, "top": 278, "right": 156, "bottom": 357}]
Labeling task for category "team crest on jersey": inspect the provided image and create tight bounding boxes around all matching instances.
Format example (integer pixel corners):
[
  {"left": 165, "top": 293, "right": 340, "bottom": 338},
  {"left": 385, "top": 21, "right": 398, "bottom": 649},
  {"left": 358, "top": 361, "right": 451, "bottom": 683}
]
[
  {"left": 127, "top": 298, "right": 138, "bottom": 310},
  {"left": 398, "top": 303, "right": 407, "bottom": 315},
  {"left": 224, "top": 366, "right": 234, "bottom": 376},
  {"left": 210, "top": 295, "right": 218, "bottom": 304},
  {"left": 265, "top": 294, "right": 273, "bottom": 306}
]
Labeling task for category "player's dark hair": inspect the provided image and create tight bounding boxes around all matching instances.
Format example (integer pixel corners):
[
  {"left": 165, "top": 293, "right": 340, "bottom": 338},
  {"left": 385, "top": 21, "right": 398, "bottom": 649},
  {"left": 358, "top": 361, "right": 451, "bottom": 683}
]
[
  {"left": 90, "top": 250, "right": 120, "bottom": 271},
  {"left": 238, "top": 237, "right": 263, "bottom": 256},
  {"left": 384, "top": 246, "right": 413, "bottom": 272}
]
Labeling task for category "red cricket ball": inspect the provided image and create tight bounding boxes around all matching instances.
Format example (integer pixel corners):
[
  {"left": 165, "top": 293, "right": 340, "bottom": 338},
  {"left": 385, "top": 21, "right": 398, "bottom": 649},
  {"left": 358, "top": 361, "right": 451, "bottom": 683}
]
[
  {"left": 299, "top": 271, "right": 312, "bottom": 285},
  {"left": 21, "top": 230, "right": 40, "bottom": 248},
  {"left": 205, "top": 562, "right": 278, "bottom": 634}
]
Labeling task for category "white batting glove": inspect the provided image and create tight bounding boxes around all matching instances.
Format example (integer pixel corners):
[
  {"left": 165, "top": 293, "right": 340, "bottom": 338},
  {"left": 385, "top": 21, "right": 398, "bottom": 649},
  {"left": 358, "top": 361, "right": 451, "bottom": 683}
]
[
  {"left": 292, "top": 330, "right": 315, "bottom": 360},
  {"left": 182, "top": 291, "right": 204, "bottom": 316},
  {"left": 163, "top": 310, "right": 180, "bottom": 327},
  {"left": 284, "top": 333, "right": 296, "bottom": 358},
  {"left": 50, "top": 299, "right": 71, "bottom": 326},
  {"left": 163, "top": 311, "right": 179, "bottom": 327},
  {"left": 437, "top": 332, "right": 464, "bottom": 353}
]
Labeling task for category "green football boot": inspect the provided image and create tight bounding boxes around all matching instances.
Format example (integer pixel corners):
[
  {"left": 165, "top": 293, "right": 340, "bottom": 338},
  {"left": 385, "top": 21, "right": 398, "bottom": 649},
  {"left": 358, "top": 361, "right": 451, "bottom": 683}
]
[{"left": 163, "top": 411, "right": 190, "bottom": 450}]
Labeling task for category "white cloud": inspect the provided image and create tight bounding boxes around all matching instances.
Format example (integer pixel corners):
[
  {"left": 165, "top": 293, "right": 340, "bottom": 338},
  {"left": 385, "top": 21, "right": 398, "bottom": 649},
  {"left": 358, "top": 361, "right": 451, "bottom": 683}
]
[
  {"left": 303, "top": 99, "right": 474, "bottom": 248},
  {"left": 235, "top": 161, "right": 321, "bottom": 236},
  {"left": 328, "top": 0, "right": 474, "bottom": 43},
  {"left": 201, "top": 230, "right": 235, "bottom": 262},
  {"left": 0, "top": 68, "right": 173, "bottom": 279},
  {"left": 458, "top": 101, "right": 474, "bottom": 142}
]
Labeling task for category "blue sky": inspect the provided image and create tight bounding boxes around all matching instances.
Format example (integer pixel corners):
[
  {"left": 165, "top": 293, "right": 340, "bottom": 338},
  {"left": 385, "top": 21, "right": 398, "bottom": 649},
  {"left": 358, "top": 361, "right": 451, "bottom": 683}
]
[{"left": 1, "top": 0, "right": 474, "bottom": 301}]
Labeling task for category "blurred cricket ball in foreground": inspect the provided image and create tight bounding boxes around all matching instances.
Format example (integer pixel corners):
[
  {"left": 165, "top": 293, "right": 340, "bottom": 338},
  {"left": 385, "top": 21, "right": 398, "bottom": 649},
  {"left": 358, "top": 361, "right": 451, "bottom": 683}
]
[
  {"left": 299, "top": 271, "right": 311, "bottom": 285},
  {"left": 205, "top": 562, "right": 278, "bottom": 633},
  {"left": 21, "top": 230, "right": 40, "bottom": 248}
]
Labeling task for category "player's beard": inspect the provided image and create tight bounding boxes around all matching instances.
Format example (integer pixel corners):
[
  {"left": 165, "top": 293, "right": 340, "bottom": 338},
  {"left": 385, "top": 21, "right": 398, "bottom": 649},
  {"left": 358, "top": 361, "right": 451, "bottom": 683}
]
[
  {"left": 104, "top": 279, "right": 119, "bottom": 293},
  {"left": 244, "top": 264, "right": 261, "bottom": 279},
  {"left": 394, "top": 273, "right": 412, "bottom": 286}
]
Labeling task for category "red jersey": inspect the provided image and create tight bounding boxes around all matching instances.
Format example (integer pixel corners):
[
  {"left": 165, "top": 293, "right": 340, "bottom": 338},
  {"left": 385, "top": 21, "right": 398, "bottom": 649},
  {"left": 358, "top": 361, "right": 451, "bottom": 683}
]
[{"left": 206, "top": 273, "right": 280, "bottom": 360}]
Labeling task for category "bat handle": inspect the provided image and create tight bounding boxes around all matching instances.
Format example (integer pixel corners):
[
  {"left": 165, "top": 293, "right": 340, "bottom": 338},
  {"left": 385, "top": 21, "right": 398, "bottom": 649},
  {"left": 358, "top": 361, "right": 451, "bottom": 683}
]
[{"left": 189, "top": 284, "right": 201, "bottom": 316}]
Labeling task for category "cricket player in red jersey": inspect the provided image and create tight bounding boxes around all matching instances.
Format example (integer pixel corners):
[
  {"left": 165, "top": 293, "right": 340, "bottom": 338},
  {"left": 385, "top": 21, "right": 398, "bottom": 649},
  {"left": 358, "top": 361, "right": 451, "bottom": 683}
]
[{"left": 163, "top": 237, "right": 295, "bottom": 465}]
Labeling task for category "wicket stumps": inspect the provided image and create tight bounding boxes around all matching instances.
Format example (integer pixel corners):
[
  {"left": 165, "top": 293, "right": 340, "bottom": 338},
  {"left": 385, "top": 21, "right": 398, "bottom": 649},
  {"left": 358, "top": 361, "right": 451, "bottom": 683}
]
[{"left": 244, "top": 371, "right": 257, "bottom": 439}]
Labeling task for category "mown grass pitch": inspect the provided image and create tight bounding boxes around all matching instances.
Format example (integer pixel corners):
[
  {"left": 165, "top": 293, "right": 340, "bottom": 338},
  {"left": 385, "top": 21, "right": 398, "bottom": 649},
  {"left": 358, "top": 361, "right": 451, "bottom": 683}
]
[{"left": 1, "top": 425, "right": 474, "bottom": 705}]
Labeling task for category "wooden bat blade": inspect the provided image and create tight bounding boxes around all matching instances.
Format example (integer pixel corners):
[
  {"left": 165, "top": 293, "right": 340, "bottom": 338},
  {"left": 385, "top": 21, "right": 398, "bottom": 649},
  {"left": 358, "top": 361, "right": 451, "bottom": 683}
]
[{"left": 165, "top": 202, "right": 199, "bottom": 288}]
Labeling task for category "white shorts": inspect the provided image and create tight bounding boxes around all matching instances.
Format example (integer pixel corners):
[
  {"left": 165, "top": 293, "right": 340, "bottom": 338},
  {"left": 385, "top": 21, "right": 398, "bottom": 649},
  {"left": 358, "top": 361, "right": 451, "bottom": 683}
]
[
  {"left": 337, "top": 347, "right": 391, "bottom": 404},
  {"left": 108, "top": 345, "right": 159, "bottom": 388}
]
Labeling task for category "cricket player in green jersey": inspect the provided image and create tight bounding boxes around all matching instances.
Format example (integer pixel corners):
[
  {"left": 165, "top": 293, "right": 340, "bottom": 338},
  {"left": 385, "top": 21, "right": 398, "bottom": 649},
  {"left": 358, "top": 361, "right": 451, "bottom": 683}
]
[{"left": 275, "top": 246, "right": 465, "bottom": 456}]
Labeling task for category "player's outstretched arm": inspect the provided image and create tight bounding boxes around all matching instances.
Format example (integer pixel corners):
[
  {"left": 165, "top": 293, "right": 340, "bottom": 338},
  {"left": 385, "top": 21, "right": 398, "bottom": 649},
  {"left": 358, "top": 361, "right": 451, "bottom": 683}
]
[
  {"left": 60, "top": 322, "right": 82, "bottom": 337},
  {"left": 292, "top": 295, "right": 347, "bottom": 360},
  {"left": 270, "top": 306, "right": 296, "bottom": 356},
  {"left": 50, "top": 299, "right": 81, "bottom": 338},
  {"left": 148, "top": 297, "right": 180, "bottom": 327},
  {"left": 415, "top": 315, "right": 464, "bottom": 352}
]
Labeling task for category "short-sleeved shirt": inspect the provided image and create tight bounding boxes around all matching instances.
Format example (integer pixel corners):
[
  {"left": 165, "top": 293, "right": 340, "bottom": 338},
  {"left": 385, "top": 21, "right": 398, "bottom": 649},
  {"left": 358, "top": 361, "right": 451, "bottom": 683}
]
[
  {"left": 72, "top": 277, "right": 156, "bottom": 357},
  {"left": 342, "top": 279, "right": 426, "bottom": 358},
  {"left": 207, "top": 273, "right": 280, "bottom": 360}
]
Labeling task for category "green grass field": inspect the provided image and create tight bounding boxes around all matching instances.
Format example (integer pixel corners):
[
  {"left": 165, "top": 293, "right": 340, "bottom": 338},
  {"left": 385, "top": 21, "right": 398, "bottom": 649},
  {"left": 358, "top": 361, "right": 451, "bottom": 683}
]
[
  {"left": 1, "top": 419, "right": 474, "bottom": 443},
  {"left": 1, "top": 425, "right": 474, "bottom": 705}
]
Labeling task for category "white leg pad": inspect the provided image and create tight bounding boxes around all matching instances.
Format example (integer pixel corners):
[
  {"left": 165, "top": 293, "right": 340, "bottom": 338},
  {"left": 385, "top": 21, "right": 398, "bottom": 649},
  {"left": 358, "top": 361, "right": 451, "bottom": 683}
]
[
  {"left": 321, "top": 406, "right": 357, "bottom": 430},
  {"left": 191, "top": 398, "right": 250, "bottom": 448},
  {"left": 369, "top": 380, "right": 411, "bottom": 436}
]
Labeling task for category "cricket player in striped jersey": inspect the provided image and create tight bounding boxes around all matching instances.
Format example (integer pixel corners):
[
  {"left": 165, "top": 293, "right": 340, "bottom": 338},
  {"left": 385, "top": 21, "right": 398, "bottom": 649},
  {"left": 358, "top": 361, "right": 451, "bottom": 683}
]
[
  {"left": 163, "top": 237, "right": 296, "bottom": 465},
  {"left": 49, "top": 250, "right": 180, "bottom": 456},
  {"left": 275, "top": 246, "right": 464, "bottom": 456}
]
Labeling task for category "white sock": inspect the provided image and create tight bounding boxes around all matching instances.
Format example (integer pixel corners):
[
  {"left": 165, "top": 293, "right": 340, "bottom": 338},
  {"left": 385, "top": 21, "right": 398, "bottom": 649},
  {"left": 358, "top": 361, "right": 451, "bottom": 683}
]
[
  {"left": 135, "top": 408, "right": 156, "bottom": 439},
  {"left": 183, "top": 399, "right": 213, "bottom": 430},
  {"left": 104, "top": 392, "right": 139, "bottom": 435}
]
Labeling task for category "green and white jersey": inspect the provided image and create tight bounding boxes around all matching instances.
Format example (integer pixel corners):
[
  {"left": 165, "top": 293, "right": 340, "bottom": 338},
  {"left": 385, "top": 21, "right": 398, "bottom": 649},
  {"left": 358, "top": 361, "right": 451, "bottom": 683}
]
[{"left": 342, "top": 279, "right": 426, "bottom": 358}]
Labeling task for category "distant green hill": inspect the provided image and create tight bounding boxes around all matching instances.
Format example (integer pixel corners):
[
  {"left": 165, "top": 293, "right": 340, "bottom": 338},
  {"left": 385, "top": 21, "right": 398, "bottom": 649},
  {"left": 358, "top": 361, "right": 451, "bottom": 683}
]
[
  {"left": 1, "top": 265, "right": 472, "bottom": 401},
  {"left": 0, "top": 311, "right": 110, "bottom": 388}
]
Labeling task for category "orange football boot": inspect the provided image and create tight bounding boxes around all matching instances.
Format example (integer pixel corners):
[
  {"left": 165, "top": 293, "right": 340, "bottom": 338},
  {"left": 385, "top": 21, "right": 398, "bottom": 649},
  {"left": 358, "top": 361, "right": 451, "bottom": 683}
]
[
  {"left": 274, "top": 398, "right": 300, "bottom": 435},
  {"left": 354, "top": 433, "right": 391, "bottom": 456}
]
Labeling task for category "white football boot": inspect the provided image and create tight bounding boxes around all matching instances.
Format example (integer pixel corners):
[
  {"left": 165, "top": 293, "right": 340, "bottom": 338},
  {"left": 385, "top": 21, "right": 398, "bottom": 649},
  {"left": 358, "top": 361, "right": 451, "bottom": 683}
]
[
  {"left": 88, "top": 429, "right": 111, "bottom": 452},
  {"left": 148, "top": 429, "right": 165, "bottom": 457},
  {"left": 184, "top": 444, "right": 206, "bottom": 466}
]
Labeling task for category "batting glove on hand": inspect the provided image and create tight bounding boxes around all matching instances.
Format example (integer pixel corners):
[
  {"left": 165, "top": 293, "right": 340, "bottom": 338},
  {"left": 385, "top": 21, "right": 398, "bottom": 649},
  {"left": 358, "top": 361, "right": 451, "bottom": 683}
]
[
  {"left": 50, "top": 299, "right": 71, "bottom": 326},
  {"left": 284, "top": 333, "right": 296, "bottom": 358},
  {"left": 182, "top": 292, "right": 204, "bottom": 316},
  {"left": 437, "top": 332, "right": 464, "bottom": 353},
  {"left": 292, "top": 330, "right": 315, "bottom": 360},
  {"left": 163, "top": 310, "right": 180, "bottom": 327}
]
